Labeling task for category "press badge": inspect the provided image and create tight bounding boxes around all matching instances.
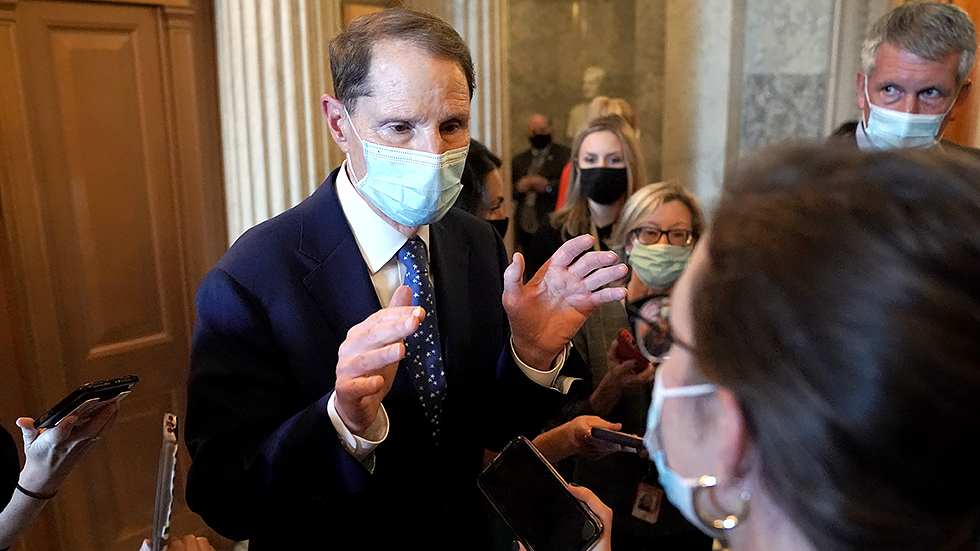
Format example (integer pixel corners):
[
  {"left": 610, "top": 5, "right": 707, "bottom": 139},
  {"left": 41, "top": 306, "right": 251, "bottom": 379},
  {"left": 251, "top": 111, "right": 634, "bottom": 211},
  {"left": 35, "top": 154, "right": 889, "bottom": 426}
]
[{"left": 631, "top": 482, "right": 663, "bottom": 523}]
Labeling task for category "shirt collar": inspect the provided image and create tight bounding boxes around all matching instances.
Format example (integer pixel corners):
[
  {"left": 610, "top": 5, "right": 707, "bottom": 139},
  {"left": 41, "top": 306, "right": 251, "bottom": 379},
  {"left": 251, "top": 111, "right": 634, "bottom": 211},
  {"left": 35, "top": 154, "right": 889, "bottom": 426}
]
[{"left": 335, "top": 159, "right": 429, "bottom": 274}]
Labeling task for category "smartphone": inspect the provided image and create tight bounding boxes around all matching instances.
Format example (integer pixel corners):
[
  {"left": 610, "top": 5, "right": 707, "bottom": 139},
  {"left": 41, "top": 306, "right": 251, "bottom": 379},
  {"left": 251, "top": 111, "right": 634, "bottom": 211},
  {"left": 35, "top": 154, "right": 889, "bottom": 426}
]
[
  {"left": 479, "top": 436, "right": 603, "bottom": 551},
  {"left": 591, "top": 427, "right": 645, "bottom": 451},
  {"left": 615, "top": 328, "right": 648, "bottom": 368},
  {"left": 151, "top": 413, "right": 178, "bottom": 551},
  {"left": 34, "top": 375, "right": 139, "bottom": 429}
]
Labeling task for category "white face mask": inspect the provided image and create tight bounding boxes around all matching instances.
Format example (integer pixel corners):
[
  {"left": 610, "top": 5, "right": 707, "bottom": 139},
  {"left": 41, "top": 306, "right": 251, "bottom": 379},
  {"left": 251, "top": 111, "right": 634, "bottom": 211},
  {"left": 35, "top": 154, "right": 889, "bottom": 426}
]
[
  {"left": 345, "top": 108, "right": 469, "bottom": 227},
  {"left": 644, "top": 370, "right": 723, "bottom": 536},
  {"left": 863, "top": 80, "right": 955, "bottom": 150}
]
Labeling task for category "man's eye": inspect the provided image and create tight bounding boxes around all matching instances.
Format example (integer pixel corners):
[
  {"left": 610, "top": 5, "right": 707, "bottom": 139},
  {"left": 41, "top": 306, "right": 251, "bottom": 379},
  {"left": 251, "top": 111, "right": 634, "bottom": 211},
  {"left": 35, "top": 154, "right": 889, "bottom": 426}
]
[
  {"left": 389, "top": 124, "right": 410, "bottom": 133},
  {"left": 881, "top": 85, "right": 898, "bottom": 95},
  {"left": 920, "top": 88, "right": 943, "bottom": 99},
  {"left": 442, "top": 123, "right": 461, "bottom": 133}
]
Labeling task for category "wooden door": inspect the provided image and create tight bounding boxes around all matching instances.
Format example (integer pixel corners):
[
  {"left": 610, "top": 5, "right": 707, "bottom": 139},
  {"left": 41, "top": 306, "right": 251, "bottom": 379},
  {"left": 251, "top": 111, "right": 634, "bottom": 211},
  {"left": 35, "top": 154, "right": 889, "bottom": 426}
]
[{"left": 0, "top": 0, "right": 226, "bottom": 549}]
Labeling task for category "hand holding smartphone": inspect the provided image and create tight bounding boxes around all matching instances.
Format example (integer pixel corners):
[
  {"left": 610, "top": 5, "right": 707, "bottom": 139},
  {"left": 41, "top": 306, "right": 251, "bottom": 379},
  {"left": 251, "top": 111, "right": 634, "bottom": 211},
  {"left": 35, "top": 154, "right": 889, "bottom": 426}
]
[
  {"left": 615, "top": 329, "right": 649, "bottom": 369},
  {"left": 590, "top": 427, "right": 644, "bottom": 452},
  {"left": 34, "top": 375, "right": 139, "bottom": 430},
  {"left": 479, "top": 437, "right": 603, "bottom": 551}
]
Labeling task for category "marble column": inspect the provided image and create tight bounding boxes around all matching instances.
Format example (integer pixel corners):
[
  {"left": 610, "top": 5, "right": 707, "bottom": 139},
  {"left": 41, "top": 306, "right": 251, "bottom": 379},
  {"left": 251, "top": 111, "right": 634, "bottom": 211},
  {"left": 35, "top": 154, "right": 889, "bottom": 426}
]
[
  {"left": 214, "top": 0, "right": 342, "bottom": 241},
  {"left": 662, "top": 0, "right": 746, "bottom": 213}
]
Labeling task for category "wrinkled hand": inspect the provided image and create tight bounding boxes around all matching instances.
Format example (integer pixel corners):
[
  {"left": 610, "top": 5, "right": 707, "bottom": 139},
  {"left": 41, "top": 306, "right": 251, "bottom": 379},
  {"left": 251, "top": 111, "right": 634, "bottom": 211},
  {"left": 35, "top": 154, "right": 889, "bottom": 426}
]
[
  {"left": 504, "top": 235, "right": 627, "bottom": 370},
  {"left": 16, "top": 402, "right": 118, "bottom": 496},
  {"left": 335, "top": 285, "right": 423, "bottom": 436},
  {"left": 139, "top": 535, "right": 215, "bottom": 551}
]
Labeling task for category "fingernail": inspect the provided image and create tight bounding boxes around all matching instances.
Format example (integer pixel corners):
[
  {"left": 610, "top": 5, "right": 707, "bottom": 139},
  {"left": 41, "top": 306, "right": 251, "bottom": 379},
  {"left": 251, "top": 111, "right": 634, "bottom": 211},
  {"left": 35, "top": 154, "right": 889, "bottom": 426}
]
[
  {"left": 414, "top": 307, "right": 423, "bottom": 317},
  {"left": 569, "top": 482, "right": 581, "bottom": 487}
]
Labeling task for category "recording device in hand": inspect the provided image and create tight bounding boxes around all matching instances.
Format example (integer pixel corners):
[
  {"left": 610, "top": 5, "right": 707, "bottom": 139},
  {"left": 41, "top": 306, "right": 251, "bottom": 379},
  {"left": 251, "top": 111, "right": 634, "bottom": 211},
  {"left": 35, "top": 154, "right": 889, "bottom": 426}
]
[
  {"left": 590, "top": 427, "right": 644, "bottom": 451},
  {"left": 152, "top": 413, "right": 178, "bottom": 551},
  {"left": 479, "top": 436, "right": 603, "bottom": 551},
  {"left": 615, "top": 328, "right": 649, "bottom": 369},
  {"left": 34, "top": 375, "right": 139, "bottom": 429}
]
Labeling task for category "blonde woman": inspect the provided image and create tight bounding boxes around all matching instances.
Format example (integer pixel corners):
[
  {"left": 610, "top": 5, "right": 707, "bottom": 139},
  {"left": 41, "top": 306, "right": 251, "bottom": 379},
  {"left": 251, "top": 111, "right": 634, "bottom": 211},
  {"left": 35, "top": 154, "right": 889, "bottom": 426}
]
[
  {"left": 533, "top": 181, "right": 710, "bottom": 551},
  {"left": 525, "top": 115, "right": 646, "bottom": 277}
]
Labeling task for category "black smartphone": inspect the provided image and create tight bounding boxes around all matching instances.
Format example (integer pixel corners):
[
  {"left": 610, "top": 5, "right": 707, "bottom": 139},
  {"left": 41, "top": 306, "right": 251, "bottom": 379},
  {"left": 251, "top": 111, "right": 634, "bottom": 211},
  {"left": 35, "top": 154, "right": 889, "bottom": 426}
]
[
  {"left": 34, "top": 375, "right": 139, "bottom": 429},
  {"left": 591, "top": 427, "right": 645, "bottom": 451},
  {"left": 479, "top": 436, "right": 603, "bottom": 551}
]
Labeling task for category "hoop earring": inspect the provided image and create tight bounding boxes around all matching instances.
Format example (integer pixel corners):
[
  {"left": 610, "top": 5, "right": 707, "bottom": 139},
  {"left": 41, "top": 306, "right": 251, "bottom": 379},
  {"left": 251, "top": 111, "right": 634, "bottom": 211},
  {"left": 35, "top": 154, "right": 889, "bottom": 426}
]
[{"left": 692, "top": 475, "right": 751, "bottom": 530}]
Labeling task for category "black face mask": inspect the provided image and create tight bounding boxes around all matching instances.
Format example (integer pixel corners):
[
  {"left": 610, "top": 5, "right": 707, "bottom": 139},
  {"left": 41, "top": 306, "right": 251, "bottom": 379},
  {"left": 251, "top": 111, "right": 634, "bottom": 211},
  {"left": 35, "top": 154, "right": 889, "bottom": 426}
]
[
  {"left": 529, "top": 133, "right": 552, "bottom": 150},
  {"left": 579, "top": 167, "right": 628, "bottom": 205},
  {"left": 488, "top": 217, "right": 510, "bottom": 238}
]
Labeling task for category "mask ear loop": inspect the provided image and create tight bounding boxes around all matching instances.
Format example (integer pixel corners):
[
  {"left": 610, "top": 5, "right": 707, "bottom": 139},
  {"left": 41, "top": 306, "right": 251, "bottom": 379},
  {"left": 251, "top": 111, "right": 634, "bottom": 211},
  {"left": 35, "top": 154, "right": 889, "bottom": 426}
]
[{"left": 692, "top": 475, "right": 752, "bottom": 531}]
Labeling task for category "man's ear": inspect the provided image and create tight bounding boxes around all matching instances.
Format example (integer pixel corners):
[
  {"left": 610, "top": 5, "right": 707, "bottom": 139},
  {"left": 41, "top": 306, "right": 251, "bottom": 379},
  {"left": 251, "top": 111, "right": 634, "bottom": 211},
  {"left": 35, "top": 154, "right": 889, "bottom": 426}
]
[
  {"left": 322, "top": 94, "right": 352, "bottom": 154},
  {"left": 856, "top": 71, "right": 868, "bottom": 112}
]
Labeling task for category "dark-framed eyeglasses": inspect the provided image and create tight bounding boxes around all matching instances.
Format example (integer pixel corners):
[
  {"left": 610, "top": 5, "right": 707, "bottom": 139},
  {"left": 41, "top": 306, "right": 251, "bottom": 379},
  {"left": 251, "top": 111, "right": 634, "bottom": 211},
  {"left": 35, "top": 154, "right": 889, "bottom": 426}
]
[
  {"left": 630, "top": 227, "right": 696, "bottom": 247},
  {"left": 626, "top": 295, "right": 673, "bottom": 363}
]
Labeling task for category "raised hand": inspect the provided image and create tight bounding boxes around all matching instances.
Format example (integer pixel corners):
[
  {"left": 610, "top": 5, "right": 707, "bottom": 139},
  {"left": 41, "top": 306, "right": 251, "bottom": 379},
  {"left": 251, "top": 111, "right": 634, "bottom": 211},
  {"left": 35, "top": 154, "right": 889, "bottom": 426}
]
[
  {"left": 334, "top": 285, "right": 424, "bottom": 436},
  {"left": 503, "top": 234, "right": 627, "bottom": 370}
]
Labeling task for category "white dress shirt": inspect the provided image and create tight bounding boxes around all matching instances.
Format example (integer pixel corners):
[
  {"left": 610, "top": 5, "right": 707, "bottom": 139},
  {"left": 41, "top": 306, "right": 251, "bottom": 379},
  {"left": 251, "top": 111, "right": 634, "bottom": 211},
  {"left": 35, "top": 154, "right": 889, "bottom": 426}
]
[{"left": 327, "top": 161, "right": 575, "bottom": 467}]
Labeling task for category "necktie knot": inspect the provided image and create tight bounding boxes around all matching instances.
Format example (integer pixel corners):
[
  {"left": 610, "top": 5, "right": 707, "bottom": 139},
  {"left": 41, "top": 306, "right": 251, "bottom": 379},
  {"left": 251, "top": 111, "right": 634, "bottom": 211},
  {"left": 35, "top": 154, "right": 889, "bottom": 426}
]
[{"left": 398, "top": 236, "right": 428, "bottom": 275}]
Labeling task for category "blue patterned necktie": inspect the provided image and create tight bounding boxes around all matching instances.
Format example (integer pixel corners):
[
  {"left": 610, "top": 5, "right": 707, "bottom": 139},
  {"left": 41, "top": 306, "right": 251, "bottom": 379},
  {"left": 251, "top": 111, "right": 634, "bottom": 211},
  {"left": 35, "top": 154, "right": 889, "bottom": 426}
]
[{"left": 397, "top": 236, "right": 447, "bottom": 438}]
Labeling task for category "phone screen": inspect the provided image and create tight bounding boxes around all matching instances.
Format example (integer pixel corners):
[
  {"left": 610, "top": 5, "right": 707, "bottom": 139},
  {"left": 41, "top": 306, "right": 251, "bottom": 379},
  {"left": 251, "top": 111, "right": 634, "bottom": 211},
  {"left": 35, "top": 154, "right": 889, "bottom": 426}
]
[{"left": 479, "top": 437, "right": 601, "bottom": 551}]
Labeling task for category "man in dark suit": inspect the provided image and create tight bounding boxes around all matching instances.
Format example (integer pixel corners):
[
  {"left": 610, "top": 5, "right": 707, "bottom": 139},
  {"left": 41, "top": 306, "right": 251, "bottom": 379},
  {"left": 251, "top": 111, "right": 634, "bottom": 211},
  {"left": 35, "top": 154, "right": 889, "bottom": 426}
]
[
  {"left": 512, "top": 114, "right": 571, "bottom": 252},
  {"left": 831, "top": 2, "right": 980, "bottom": 160},
  {"left": 184, "top": 9, "right": 626, "bottom": 551}
]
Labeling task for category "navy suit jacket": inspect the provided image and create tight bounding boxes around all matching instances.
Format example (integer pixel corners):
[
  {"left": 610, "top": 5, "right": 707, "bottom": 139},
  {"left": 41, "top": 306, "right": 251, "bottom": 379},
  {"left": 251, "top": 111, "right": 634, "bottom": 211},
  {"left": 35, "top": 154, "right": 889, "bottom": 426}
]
[{"left": 185, "top": 169, "right": 582, "bottom": 550}]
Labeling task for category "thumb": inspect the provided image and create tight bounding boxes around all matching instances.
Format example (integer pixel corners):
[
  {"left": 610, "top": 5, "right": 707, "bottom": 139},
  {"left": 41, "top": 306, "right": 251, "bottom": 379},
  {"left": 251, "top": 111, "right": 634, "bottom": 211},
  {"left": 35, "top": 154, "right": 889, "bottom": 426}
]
[
  {"left": 389, "top": 284, "right": 414, "bottom": 308},
  {"left": 16, "top": 417, "right": 40, "bottom": 448},
  {"left": 503, "top": 253, "right": 525, "bottom": 294}
]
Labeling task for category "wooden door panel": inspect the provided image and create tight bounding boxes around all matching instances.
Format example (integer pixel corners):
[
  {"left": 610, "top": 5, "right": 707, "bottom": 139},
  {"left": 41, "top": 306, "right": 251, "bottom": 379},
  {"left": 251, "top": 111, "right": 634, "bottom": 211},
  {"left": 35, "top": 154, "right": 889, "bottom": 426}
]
[{"left": 15, "top": 2, "right": 191, "bottom": 549}]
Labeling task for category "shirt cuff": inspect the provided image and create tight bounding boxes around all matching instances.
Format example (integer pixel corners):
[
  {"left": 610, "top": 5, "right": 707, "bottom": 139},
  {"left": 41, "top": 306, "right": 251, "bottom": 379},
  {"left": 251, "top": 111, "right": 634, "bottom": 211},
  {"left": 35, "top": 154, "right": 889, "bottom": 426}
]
[
  {"left": 327, "top": 391, "right": 389, "bottom": 470},
  {"left": 510, "top": 336, "right": 579, "bottom": 394}
]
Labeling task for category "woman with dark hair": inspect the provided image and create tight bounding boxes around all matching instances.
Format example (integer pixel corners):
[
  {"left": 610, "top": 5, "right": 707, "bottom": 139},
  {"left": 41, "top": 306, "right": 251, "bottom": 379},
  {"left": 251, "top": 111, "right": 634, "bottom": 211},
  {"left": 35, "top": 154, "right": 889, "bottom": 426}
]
[
  {"left": 628, "top": 146, "right": 980, "bottom": 551},
  {"left": 454, "top": 139, "right": 509, "bottom": 238}
]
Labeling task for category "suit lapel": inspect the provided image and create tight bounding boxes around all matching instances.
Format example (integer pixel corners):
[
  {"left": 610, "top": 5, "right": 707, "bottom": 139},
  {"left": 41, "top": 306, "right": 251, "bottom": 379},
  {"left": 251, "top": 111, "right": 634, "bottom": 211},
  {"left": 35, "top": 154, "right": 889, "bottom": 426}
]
[
  {"left": 429, "top": 215, "right": 471, "bottom": 389},
  {"left": 300, "top": 170, "right": 382, "bottom": 342}
]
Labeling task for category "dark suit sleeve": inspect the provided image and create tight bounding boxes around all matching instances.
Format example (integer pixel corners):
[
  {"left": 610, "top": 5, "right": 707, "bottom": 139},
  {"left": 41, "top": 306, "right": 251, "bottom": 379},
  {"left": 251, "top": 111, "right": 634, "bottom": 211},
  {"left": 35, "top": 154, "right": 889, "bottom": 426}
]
[{"left": 185, "top": 268, "right": 368, "bottom": 541}]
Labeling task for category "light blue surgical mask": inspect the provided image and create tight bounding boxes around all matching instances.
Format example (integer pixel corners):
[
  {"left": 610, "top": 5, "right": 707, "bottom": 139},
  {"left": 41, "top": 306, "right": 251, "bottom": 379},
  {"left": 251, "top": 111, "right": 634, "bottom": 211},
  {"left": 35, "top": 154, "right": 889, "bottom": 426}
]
[
  {"left": 628, "top": 243, "right": 691, "bottom": 291},
  {"left": 346, "top": 109, "right": 468, "bottom": 227},
  {"left": 863, "top": 80, "right": 954, "bottom": 150},
  {"left": 644, "top": 370, "right": 731, "bottom": 537}
]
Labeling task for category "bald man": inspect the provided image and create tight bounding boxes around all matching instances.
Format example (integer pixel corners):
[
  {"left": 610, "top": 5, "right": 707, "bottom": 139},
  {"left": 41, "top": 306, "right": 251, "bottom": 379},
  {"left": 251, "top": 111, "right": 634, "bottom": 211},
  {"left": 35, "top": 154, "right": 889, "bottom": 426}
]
[{"left": 512, "top": 113, "right": 571, "bottom": 252}]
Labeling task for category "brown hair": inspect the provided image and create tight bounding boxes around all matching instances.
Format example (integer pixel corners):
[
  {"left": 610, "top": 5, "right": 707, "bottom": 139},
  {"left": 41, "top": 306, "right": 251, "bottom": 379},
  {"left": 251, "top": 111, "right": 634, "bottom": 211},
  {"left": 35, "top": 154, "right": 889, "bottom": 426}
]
[
  {"left": 550, "top": 115, "right": 646, "bottom": 239},
  {"left": 328, "top": 8, "right": 475, "bottom": 113},
  {"left": 695, "top": 146, "right": 980, "bottom": 551}
]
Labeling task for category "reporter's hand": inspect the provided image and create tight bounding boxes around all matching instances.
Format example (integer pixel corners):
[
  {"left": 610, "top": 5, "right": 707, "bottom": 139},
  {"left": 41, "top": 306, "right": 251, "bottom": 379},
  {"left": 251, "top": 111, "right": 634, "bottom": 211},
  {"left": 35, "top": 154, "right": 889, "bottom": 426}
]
[
  {"left": 334, "top": 285, "right": 424, "bottom": 436},
  {"left": 589, "top": 338, "right": 656, "bottom": 417},
  {"left": 16, "top": 401, "right": 118, "bottom": 496},
  {"left": 568, "top": 484, "right": 613, "bottom": 551},
  {"left": 533, "top": 416, "right": 623, "bottom": 463},
  {"left": 139, "top": 534, "right": 215, "bottom": 551},
  {"left": 515, "top": 485, "right": 612, "bottom": 551}
]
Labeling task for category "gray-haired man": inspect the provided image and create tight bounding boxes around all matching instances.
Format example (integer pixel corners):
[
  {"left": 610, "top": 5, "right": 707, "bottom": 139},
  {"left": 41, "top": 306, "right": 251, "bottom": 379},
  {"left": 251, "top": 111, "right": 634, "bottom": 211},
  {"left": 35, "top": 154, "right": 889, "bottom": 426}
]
[{"left": 833, "top": 1, "right": 980, "bottom": 157}]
